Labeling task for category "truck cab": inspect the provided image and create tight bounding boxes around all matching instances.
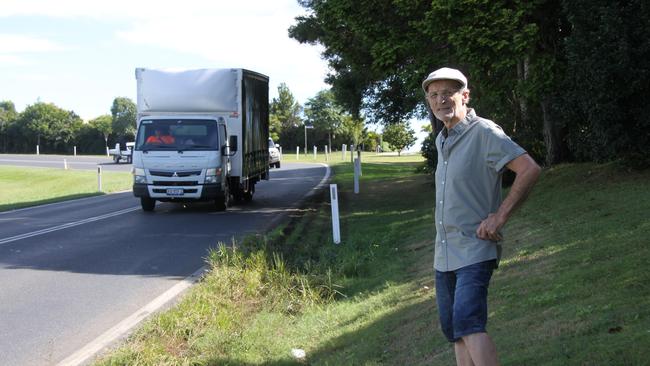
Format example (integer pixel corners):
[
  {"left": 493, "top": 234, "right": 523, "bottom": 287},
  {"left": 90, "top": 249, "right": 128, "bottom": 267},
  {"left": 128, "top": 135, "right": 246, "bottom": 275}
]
[{"left": 132, "top": 117, "right": 233, "bottom": 211}]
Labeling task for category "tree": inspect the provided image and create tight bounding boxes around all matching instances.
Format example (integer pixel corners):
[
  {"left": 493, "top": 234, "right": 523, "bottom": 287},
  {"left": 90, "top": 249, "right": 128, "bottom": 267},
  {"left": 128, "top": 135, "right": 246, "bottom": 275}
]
[
  {"left": 290, "top": 0, "right": 570, "bottom": 165},
  {"left": 338, "top": 114, "right": 366, "bottom": 147},
  {"left": 382, "top": 122, "right": 416, "bottom": 156},
  {"left": 304, "top": 90, "right": 344, "bottom": 149},
  {"left": 110, "top": 97, "right": 137, "bottom": 140},
  {"left": 270, "top": 83, "right": 303, "bottom": 148},
  {"left": 89, "top": 114, "right": 113, "bottom": 149},
  {"left": 0, "top": 101, "right": 17, "bottom": 153},
  {"left": 16, "top": 102, "right": 82, "bottom": 153}
]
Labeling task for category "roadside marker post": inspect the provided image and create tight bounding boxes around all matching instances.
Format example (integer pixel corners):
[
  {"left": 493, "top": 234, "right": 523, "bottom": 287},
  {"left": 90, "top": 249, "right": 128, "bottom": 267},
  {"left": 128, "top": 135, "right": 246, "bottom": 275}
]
[
  {"left": 354, "top": 157, "right": 360, "bottom": 194},
  {"left": 342, "top": 144, "right": 347, "bottom": 161},
  {"left": 325, "top": 145, "right": 329, "bottom": 161},
  {"left": 357, "top": 150, "right": 362, "bottom": 176},
  {"left": 97, "top": 165, "right": 102, "bottom": 192},
  {"left": 36, "top": 145, "right": 39, "bottom": 155},
  {"left": 330, "top": 184, "right": 341, "bottom": 244},
  {"left": 63, "top": 159, "right": 68, "bottom": 170},
  {"left": 105, "top": 146, "right": 109, "bottom": 157},
  {"left": 296, "top": 146, "right": 299, "bottom": 160},
  {"left": 313, "top": 145, "right": 317, "bottom": 159},
  {"left": 73, "top": 146, "right": 77, "bottom": 156}
]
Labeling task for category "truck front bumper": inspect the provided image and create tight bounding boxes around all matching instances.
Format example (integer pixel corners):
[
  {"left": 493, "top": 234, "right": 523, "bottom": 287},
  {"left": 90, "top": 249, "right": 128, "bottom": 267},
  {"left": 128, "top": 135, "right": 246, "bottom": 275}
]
[{"left": 132, "top": 183, "right": 222, "bottom": 201}]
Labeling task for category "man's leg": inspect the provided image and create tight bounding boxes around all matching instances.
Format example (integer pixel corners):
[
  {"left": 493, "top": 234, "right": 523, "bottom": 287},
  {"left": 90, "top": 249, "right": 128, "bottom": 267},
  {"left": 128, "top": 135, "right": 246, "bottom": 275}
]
[
  {"left": 462, "top": 332, "right": 498, "bottom": 366},
  {"left": 454, "top": 338, "right": 475, "bottom": 366},
  {"left": 453, "top": 260, "right": 497, "bottom": 366}
]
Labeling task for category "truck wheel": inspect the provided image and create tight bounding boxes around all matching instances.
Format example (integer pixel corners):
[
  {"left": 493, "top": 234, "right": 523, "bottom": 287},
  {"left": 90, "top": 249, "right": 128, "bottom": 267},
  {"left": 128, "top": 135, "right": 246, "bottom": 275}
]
[
  {"left": 275, "top": 161, "right": 281, "bottom": 169},
  {"left": 141, "top": 197, "right": 155, "bottom": 211},
  {"left": 215, "top": 184, "right": 230, "bottom": 211},
  {"left": 113, "top": 155, "right": 120, "bottom": 163},
  {"left": 127, "top": 155, "right": 132, "bottom": 164},
  {"left": 243, "top": 183, "right": 255, "bottom": 202}
]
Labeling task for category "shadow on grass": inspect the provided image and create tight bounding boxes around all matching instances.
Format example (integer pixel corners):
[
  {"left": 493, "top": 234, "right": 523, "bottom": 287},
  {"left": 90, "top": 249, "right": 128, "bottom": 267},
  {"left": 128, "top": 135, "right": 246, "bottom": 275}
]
[{"left": 0, "top": 192, "right": 105, "bottom": 212}]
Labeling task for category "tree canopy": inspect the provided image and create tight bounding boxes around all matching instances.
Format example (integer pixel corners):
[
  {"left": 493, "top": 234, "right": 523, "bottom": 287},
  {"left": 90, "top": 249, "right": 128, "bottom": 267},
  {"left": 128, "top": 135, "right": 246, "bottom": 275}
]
[
  {"left": 291, "top": 0, "right": 650, "bottom": 167},
  {"left": 110, "top": 97, "right": 137, "bottom": 140}
]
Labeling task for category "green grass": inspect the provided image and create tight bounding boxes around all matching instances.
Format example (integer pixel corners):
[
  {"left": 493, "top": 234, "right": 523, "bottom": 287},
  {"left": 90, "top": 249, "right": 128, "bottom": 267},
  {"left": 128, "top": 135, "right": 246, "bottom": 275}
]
[
  {"left": 0, "top": 166, "right": 133, "bottom": 211},
  {"left": 95, "top": 158, "right": 650, "bottom": 365}
]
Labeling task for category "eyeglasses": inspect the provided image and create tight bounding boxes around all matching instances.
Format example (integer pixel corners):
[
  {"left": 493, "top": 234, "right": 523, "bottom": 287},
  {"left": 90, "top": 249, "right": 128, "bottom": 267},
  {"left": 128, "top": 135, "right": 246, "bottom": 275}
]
[{"left": 425, "top": 89, "right": 460, "bottom": 101}]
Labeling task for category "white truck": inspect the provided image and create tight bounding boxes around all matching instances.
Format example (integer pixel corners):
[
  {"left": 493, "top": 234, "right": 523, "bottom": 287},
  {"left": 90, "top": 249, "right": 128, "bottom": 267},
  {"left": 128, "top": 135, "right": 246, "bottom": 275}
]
[{"left": 131, "top": 68, "right": 270, "bottom": 211}]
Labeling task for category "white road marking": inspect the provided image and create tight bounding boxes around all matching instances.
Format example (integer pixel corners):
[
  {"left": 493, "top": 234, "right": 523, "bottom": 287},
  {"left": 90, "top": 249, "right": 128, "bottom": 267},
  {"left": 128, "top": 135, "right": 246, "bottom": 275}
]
[
  {"left": 56, "top": 266, "right": 208, "bottom": 366},
  {"left": 0, "top": 158, "right": 102, "bottom": 165},
  {"left": 56, "top": 162, "right": 332, "bottom": 365},
  {"left": 0, "top": 207, "right": 140, "bottom": 246}
]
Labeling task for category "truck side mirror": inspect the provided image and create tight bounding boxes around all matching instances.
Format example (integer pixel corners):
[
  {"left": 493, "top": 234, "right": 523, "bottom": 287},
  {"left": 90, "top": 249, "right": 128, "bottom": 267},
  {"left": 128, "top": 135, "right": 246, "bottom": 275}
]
[{"left": 229, "top": 135, "right": 238, "bottom": 153}]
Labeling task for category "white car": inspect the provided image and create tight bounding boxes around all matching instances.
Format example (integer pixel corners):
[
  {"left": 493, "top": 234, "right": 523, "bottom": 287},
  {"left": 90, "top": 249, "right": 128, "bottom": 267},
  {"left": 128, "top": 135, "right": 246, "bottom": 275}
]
[{"left": 268, "top": 138, "right": 281, "bottom": 168}]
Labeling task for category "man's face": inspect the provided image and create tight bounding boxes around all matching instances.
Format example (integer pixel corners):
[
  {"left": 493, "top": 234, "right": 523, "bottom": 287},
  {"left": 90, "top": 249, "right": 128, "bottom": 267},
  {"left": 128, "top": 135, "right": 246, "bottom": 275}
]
[{"left": 426, "top": 79, "right": 469, "bottom": 126}]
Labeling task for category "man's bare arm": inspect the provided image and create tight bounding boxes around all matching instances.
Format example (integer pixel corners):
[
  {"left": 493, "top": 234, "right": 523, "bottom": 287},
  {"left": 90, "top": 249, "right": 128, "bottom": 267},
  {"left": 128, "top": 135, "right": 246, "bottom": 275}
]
[{"left": 477, "top": 153, "right": 541, "bottom": 241}]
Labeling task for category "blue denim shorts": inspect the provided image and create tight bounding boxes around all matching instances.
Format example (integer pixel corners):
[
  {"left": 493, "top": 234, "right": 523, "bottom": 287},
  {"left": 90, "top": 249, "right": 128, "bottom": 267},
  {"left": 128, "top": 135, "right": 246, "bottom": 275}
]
[{"left": 435, "top": 260, "right": 495, "bottom": 342}]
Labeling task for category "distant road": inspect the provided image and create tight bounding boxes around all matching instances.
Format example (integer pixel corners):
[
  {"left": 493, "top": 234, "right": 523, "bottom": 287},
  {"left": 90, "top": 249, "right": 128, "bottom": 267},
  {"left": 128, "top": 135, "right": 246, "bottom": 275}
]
[
  {"left": 0, "top": 154, "right": 132, "bottom": 172},
  {"left": 0, "top": 161, "right": 328, "bottom": 366}
]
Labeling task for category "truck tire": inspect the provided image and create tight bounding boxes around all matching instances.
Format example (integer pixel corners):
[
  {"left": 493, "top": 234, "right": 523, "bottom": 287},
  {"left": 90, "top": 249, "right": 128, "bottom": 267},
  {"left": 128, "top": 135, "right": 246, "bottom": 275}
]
[
  {"left": 214, "top": 183, "right": 230, "bottom": 211},
  {"left": 275, "top": 161, "right": 281, "bottom": 169},
  {"left": 243, "top": 183, "right": 255, "bottom": 202},
  {"left": 141, "top": 197, "right": 156, "bottom": 211},
  {"left": 113, "top": 155, "right": 120, "bottom": 163}
]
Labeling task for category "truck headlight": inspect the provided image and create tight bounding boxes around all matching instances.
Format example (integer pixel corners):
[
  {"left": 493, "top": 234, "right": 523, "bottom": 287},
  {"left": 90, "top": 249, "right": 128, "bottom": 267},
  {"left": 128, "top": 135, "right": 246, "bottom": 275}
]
[
  {"left": 133, "top": 168, "right": 146, "bottom": 184},
  {"left": 205, "top": 168, "right": 222, "bottom": 184}
]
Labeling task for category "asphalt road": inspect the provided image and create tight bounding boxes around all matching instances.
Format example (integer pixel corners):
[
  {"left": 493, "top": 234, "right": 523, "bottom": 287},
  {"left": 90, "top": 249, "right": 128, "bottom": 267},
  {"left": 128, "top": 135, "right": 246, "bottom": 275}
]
[
  {"left": 0, "top": 154, "right": 132, "bottom": 172},
  {"left": 0, "top": 161, "right": 328, "bottom": 366}
]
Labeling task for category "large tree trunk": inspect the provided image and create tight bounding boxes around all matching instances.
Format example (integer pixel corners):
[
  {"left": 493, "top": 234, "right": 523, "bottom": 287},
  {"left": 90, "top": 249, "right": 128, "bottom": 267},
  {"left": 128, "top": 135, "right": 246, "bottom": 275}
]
[{"left": 541, "top": 99, "right": 568, "bottom": 166}]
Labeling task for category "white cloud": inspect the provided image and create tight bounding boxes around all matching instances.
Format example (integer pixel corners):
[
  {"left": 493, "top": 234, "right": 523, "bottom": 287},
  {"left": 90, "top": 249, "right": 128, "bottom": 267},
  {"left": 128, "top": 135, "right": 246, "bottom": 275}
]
[{"left": 0, "top": 34, "right": 64, "bottom": 53}]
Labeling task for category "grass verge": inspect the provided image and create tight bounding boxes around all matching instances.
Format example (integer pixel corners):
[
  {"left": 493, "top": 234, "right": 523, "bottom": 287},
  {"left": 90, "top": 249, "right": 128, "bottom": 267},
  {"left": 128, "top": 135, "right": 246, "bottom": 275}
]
[
  {"left": 0, "top": 166, "right": 132, "bottom": 212},
  {"left": 95, "top": 158, "right": 650, "bottom": 365}
]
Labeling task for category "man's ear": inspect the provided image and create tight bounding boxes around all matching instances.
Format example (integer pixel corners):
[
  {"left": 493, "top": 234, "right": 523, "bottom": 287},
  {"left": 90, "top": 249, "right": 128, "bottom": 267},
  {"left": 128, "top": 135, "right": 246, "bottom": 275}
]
[{"left": 461, "top": 89, "right": 470, "bottom": 104}]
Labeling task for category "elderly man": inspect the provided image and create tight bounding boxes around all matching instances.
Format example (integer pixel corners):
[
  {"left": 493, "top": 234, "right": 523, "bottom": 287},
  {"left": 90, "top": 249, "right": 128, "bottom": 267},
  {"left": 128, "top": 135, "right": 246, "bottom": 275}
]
[{"left": 423, "top": 67, "right": 541, "bottom": 366}]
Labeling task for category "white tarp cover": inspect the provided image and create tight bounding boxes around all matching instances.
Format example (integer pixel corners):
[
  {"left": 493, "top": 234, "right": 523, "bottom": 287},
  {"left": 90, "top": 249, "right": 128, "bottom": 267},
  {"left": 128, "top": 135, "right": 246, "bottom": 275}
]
[{"left": 136, "top": 68, "right": 240, "bottom": 113}]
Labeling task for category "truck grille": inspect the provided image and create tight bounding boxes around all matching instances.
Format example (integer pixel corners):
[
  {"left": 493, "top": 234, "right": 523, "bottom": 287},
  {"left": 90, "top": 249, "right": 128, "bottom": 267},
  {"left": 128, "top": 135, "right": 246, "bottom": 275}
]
[
  {"left": 152, "top": 181, "right": 199, "bottom": 186},
  {"left": 149, "top": 170, "right": 202, "bottom": 177},
  {"left": 152, "top": 188, "right": 199, "bottom": 194}
]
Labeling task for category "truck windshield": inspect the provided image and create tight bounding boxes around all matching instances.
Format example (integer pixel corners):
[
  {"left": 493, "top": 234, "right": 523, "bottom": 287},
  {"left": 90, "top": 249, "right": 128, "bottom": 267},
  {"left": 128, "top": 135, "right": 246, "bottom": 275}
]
[{"left": 135, "top": 119, "right": 219, "bottom": 151}]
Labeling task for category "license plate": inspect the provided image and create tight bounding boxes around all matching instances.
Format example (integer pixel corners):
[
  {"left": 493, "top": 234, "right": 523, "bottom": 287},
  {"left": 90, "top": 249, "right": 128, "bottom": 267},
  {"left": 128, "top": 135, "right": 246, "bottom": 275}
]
[{"left": 166, "top": 188, "right": 184, "bottom": 196}]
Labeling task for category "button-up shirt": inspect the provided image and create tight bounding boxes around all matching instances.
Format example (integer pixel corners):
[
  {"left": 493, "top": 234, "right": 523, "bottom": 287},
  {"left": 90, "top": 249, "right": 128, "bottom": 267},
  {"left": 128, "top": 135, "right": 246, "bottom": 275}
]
[{"left": 434, "top": 109, "right": 526, "bottom": 271}]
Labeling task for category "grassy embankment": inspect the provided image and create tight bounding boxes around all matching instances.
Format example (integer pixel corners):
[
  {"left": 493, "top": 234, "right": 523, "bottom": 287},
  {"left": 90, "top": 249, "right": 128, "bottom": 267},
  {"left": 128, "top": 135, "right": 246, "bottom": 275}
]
[
  {"left": 0, "top": 166, "right": 132, "bottom": 212},
  {"left": 95, "top": 154, "right": 649, "bottom": 365}
]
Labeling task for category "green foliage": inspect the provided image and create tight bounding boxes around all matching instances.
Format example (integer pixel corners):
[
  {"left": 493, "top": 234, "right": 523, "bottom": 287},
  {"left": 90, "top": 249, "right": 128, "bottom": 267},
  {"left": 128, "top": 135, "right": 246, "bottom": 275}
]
[
  {"left": 110, "top": 97, "right": 137, "bottom": 140},
  {"left": 382, "top": 122, "right": 416, "bottom": 156},
  {"left": 0, "top": 100, "right": 17, "bottom": 153},
  {"left": 89, "top": 114, "right": 112, "bottom": 143},
  {"left": 14, "top": 102, "right": 83, "bottom": 154},
  {"left": 304, "top": 89, "right": 344, "bottom": 148},
  {"left": 270, "top": 83, "right": 303, "bottom": 149},
  {"left": 561, "top": 0, "right": 650, "bottom": 168}
]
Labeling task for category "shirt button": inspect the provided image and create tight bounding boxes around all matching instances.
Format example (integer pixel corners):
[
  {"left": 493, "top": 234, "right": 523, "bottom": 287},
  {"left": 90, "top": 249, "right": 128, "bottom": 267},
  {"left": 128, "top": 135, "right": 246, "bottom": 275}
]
[
  {"left": 439, "top": 221, "right": 443, "bottom": 225},
  {"left": 442, "top": 240, "right": 446, "bottom": 244},
  {"left": 439, "top": 200, "right": 443, "bottom": 204},
  {"left": 442, "top": 181, "right": 445, "bottom": 185},
  {"left": 444, "top": 161, "right": 448, "bottom": 165}
]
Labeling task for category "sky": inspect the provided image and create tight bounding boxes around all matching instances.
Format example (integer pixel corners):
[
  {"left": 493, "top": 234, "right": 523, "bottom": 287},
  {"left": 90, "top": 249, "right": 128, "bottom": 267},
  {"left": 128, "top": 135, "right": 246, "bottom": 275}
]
[{"left": 0, "top": 0, "right": 428, "bottom": 151}]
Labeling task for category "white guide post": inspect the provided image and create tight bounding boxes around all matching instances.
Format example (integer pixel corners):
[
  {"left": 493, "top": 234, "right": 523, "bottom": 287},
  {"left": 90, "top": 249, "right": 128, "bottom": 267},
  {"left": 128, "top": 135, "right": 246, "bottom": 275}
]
[
  {"left": 296, "top": 146, "right": 299, "bottom": 160},
  {"left": 354, "top": 157, "right": 360, "bottom": 194},
  {"left": 73, "top": 146, "right": 77, "bottom": 156},
  {"left": 63, "top": 159, "right": 68, "bottom": 170},
  {"left": 313, "top": 145, "right": 317, "bottom": 159},
  {"left": 97, "top": 165, "right": 102, "bottom": 192},
  {"left": 330, "top": 184, "right": 341, "bottom": 244}
]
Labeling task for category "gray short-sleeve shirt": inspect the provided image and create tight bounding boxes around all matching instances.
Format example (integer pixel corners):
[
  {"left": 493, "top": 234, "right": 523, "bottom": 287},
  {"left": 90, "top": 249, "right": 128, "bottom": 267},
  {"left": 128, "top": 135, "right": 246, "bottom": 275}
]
[{"left": 434, "top": 109, "right": 526, "bottom": 272}]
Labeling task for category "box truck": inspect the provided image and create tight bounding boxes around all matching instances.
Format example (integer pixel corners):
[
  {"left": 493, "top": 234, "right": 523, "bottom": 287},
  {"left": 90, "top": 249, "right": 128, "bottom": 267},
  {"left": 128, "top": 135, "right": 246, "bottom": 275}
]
[{"left": 131, "top": 68, "right": 269, "bottom": 211}]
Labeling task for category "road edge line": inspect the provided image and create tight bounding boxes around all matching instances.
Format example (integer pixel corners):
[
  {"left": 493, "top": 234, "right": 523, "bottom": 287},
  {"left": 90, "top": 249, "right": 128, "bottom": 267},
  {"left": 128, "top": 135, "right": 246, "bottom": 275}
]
[{"left": 56, "top": 266, "right": 208, "bottom": 366}]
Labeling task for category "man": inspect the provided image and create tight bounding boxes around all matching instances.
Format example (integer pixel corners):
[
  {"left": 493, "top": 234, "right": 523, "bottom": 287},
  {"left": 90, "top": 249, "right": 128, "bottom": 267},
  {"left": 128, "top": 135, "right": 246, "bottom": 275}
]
[
  {"left": 146, "top": 127, "right": 175, "bottom": 144},
  {"left": 423, "top": 67, "right": 541, "bottom": 366}
]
